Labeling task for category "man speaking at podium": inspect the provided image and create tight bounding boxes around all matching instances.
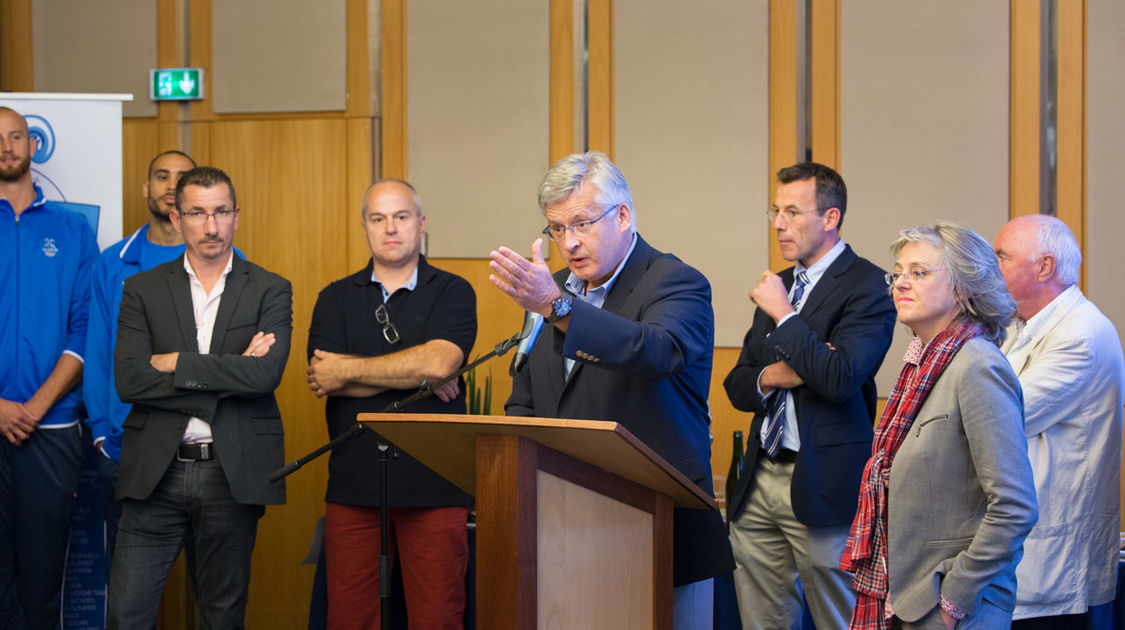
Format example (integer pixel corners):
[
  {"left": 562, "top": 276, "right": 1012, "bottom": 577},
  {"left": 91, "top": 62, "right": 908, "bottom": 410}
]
[{"left": 489, "top": 151, "right": 734, "bottom": 629}]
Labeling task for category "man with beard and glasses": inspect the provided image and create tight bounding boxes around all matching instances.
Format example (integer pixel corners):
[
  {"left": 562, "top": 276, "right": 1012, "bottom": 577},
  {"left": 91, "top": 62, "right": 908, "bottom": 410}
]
[
  {"left": 84, "top": 150, "right": 196, "bottom": 581},
  {"left": 0, "top": 105, "right": 99, "bottom": 629}
]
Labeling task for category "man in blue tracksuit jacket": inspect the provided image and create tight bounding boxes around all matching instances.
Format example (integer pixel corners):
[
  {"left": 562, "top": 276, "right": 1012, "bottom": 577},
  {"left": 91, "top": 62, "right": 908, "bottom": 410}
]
[
  {"left": 0, "top": 106, "right": 99, "bottom": 630},
  {"left": 83, "top": 150, "right": 195, "bottom": 579}
]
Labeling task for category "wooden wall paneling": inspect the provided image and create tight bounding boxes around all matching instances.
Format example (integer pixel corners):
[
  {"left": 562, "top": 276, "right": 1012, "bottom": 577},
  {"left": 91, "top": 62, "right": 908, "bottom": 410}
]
[
  {"left": 346, "top": 0, "right": 376, "bottom": 119},
  {"left": 344, "top": 0, "right": 376, "bottom": 267},
  {"left": 188, "top": 0, "right": 213, "bottom": 122},
  {"left": 769, "top": 0, "right": 799, "bottom": 273},
  {"left": 1056, "top": 0, "right": 1087, "bottom": 289},
  {"left": 0, "top": 0, "right": 34, "bottom": 91},
  {"left": 1010, "top": 0, "right": 1041, "bottom": 218},
  {"left": 207, "top": 117, "right": 350, "bottom": 627},
  {"left": 708, "top": 347, "right": 743, "bottom": 505},
  {"left": 347, "top": 116, "right": 376, "bottom": 269},
  {"left": 189, "top": 121, "right": 212, "bottom": 170},
  {"left": 381, "top": 0, "right": 407, "bottom": 178},
  {"left": 809, "top": 0, "right": 840, "bottom": 169},
  {"left": 587, "top": 0, "right": 614, "bottom": 157},
  {"left": 157, "top": 0, "right": 186, "bottom": 149},
  {"left": 121, "top": 120, "right": 160, "bottom": 236},
  {"left": 547, "top": 0, "right": 575, "bottom": 273},
  {"left": 549, "top": 0, "right": 576, "bottom": 163}
]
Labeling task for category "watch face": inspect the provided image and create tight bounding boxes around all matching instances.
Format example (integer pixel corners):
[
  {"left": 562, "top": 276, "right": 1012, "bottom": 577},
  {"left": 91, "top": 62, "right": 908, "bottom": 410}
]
[{"left": 551, "top": 296, "right": 572, "bottom": 320}]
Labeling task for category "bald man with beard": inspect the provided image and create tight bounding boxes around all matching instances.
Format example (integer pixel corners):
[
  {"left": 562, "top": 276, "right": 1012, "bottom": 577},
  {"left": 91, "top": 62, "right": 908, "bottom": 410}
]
[{"left": 0, "top": 105, "right": 99, "bottom": 629}]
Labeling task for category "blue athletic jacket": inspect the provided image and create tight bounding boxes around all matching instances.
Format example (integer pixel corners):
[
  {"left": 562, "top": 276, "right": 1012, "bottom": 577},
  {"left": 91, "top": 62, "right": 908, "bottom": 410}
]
[
  {"left": 83, "top": 224, "right": 184, "bottom": 459},
  {"left": 0, "top": 185, "right": 98, "bottom": 426}
]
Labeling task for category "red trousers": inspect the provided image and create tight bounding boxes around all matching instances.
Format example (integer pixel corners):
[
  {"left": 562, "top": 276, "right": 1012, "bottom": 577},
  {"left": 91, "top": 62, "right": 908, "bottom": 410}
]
[{"left": 324, "top": 503, "right": 469, "bottom": 630}]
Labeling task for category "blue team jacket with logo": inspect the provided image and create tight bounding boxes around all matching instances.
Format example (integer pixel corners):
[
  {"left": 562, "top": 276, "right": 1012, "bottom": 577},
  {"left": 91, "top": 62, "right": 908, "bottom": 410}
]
[{"left": 0, "top": 185, "right": 98, "bottom": 426}]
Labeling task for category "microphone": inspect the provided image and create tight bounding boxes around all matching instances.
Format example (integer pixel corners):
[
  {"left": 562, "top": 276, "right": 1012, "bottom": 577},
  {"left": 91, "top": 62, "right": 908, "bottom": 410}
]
[{"left": 509, "top": 312, "right": 545, "bottom": 376}]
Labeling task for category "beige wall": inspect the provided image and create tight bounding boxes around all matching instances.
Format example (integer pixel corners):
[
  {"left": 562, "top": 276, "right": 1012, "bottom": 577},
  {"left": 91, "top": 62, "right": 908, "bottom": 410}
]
[
  {"left": 840, "top": 0, "right": 1010, "bottom": 390},
  {"left": 212, "top": 0, "right": 347, "bottom": 114},
  {"left": 406, "top": 0, "right": 550, "bottom": 260},
  {"left": 1088, "top": 0, "right": 1125, "bottom": 350},
  {"left": 615, "top": 0, "right": 769, "bottom": 347},
  {"left": 32, "top": 0, "right": 157, "bottom": 117}
]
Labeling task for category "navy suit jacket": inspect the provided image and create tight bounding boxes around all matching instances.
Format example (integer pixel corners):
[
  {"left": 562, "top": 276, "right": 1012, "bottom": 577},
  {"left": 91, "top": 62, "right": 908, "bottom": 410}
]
[
  {"left": 114, "top": 254, "right": 293, "bottom": 506},
  {"left": 723, "top": 244, "right": 895, "bottom": 527},
  {"left": 507, "top": 235, "right": 735, "bottom": 586}
]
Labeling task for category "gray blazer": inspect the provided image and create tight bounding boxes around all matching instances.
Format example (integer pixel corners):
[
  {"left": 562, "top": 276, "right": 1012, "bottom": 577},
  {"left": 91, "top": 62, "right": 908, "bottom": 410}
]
[
  {"left": 114, "top": 255, "right": 292, "bottom": 506},
  {"left": 887, "top": 337, "right": 1037, "bottom": 622}
]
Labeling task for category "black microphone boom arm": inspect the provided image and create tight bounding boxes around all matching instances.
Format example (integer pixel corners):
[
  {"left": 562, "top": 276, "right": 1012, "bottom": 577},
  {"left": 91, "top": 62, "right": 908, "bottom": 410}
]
[{"left": 268, "top": 326, "right": 529, "bottom": 484}]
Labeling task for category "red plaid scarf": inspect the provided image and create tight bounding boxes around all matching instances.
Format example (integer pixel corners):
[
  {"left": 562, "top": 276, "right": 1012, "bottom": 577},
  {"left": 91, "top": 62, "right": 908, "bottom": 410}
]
[{"left": 839, "top": 318, "right": 984, "bottom": 630}]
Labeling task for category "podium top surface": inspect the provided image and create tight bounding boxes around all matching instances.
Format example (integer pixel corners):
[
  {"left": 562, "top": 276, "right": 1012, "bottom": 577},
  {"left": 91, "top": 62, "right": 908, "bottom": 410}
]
[{"left": 357, "top": 413, "right": 717, "bottom": 510}]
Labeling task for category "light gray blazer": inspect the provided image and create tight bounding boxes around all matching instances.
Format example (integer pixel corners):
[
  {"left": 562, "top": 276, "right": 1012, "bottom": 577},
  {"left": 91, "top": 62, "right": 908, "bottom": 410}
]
[{"left": 887, "top": 336, "right": 1038, "bottom": 622}]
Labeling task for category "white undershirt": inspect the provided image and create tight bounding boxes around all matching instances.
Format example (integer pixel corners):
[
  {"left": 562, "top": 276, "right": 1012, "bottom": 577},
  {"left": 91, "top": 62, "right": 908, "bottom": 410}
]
[{"left": 180, "top": 254, "right": 233, "bottom": 444}]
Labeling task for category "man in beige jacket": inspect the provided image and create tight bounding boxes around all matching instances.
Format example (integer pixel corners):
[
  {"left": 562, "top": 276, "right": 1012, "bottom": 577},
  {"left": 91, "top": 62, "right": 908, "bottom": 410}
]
[{"left": 995, "top": 214, "right": 1125, "bottom": 629}]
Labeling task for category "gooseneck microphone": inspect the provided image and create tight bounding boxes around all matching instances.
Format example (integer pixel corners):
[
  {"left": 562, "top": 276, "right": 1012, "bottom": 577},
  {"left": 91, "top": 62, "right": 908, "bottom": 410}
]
[{"left": 509, "top": 312, "right": 545, "bottom": 376}]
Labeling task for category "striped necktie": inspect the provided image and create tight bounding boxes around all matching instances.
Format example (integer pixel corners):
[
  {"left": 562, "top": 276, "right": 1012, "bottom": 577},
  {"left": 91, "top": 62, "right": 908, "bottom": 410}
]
[{"left": 762, "top": 271, "right": 809, "bottom": 457}]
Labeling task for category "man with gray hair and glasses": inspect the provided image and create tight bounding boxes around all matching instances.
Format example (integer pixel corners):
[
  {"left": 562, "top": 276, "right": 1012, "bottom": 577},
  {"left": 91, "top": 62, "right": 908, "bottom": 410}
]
[
  {"left": 994, "top": 214, "right": 1124, "bottom": 630},
  {"left": 489, "top": 151, "right": 734, "bottom": 629}
]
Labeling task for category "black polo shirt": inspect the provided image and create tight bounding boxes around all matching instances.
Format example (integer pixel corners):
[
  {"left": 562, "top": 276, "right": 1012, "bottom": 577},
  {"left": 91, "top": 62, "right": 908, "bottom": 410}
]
[{"left": 308, "top": 256, "right": 477, "bottom": 507}]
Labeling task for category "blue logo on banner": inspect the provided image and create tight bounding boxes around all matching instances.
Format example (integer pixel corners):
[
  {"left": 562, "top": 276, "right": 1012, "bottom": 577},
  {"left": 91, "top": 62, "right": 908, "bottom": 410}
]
[{"left": 26, "top": 115, "right": 55, "bottom": 164}]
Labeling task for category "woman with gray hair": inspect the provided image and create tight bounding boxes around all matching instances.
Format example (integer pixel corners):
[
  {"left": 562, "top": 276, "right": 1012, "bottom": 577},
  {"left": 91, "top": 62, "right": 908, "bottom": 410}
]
[{"left": 839, "top": 221, "right": 1037, "bottom": 629}]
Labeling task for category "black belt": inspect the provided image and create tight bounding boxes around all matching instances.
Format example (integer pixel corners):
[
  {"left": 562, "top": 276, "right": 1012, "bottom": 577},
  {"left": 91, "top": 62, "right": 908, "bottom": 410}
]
[
  {"left": 176, "top": 442, "right": 215, "bottom": 461},
  {"left": 760, "top": 447, "right": 798, "bottom": 464}
]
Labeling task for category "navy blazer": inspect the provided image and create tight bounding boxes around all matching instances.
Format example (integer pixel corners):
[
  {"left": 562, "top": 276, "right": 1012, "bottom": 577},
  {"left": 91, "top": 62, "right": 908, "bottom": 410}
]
[
  {"left": 724, "top": 244, "right": 895, "bottom": 527},
  {"left": 114, "top": 254, "right": 293, "bottom": 506},
  {"left": 507, "top": 235, "right": 735, "bottom": 586}
]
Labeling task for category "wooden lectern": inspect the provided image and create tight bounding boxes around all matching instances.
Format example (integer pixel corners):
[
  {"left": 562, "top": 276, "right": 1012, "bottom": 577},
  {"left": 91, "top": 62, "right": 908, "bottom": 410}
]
[{"left": 358, "top": 413, "right": 716, "bottom": 630}]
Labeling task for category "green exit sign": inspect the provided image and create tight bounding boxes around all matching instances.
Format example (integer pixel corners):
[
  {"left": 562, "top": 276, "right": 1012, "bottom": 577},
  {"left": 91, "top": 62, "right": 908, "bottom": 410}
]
[{"left": 150, "top": 68, "right": 204, "bottom": 101}]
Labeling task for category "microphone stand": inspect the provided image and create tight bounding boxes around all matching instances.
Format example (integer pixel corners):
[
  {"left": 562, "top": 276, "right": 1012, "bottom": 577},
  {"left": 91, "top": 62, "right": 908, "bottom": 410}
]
[{"left": 269, "top": 327, "right": 529, "bottom": 629}]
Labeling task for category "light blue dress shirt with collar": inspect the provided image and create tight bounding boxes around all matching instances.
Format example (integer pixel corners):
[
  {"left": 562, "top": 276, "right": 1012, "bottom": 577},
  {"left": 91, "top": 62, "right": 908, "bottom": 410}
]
[
  {"left": 760, "top": 238, "right": 846, "bottom": 452},
  {"left": 561, "top": 233, "right": 639, "bottom": 378}
]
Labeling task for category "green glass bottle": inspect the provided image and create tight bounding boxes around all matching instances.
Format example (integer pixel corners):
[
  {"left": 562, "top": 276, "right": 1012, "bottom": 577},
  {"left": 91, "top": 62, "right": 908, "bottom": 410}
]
[{"left": 725, "top": 430, "right": 744, "bottom": 507}]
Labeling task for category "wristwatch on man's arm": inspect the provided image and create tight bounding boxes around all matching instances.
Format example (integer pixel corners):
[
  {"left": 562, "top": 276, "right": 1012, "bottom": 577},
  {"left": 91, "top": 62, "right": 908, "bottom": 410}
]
[{"left": 546, "top": 294, "right": 572, "bottom": 323}]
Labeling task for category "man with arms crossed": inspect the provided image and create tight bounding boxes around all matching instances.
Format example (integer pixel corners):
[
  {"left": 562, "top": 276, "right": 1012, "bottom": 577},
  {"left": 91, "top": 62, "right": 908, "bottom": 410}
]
[
  {"left": 490, "top": 151, "right": 734, "bottom": 629},
  {"left": 108, "top": 166, "right": 292, "bottom": 628},
  {"left": 84, "top": 149, "right": 196, "bottom": 578},
  {"left": 0, "top": 105, "right": 98, "bottom": 629},
  {"left": 994, "top": 214, "right": 1125, "bottom": 629},
  {"left": 307, "top": 178, "right": 477, "bottom": 629},
  {"left": 723, "top": 162, "right": 896, "bottom": 629}
]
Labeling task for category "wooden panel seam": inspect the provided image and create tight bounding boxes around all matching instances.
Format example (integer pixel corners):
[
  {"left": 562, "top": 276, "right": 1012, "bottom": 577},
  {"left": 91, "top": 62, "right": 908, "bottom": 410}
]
[
  {"left": 1010, "top": 0, "right": 1040, "bottom": 219},
  {"left": 768, "top": 0, "right": 799, "bottom": 272}
]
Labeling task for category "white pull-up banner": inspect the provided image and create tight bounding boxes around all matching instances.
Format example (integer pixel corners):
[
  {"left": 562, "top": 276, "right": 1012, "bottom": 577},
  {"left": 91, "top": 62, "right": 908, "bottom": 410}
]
[
  {"left": 0, "top": 93, "right": 131, "bottom": 250},
  {"left": 1, "top": 92, "right": 132, "bottom": 629}
]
